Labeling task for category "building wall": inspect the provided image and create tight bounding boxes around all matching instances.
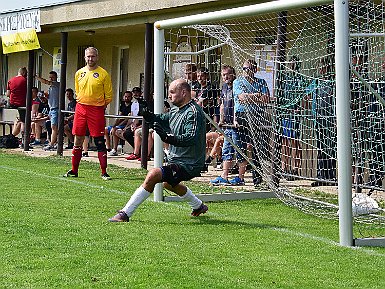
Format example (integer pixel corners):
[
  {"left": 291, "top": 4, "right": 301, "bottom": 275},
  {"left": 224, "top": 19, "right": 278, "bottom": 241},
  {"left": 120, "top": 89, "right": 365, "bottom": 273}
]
[
  {"left": 40, "top": 0, "right": 262, "bottom": 26},
  {"left": 5, "top": 53, "right": 29, "bottom": 78},
  {"left": 0, "top": 0, "right": 266, "bottom": 112}
]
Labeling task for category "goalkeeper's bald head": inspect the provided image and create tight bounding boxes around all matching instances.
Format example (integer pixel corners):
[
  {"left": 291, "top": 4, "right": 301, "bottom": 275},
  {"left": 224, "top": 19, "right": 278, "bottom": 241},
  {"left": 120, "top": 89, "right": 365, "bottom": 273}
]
[
  {"left": 170, "top": 79, "right": 191, "bottom": 93},
  {"left": 168, "top": 79, "right": 191, "bottom": 107}
]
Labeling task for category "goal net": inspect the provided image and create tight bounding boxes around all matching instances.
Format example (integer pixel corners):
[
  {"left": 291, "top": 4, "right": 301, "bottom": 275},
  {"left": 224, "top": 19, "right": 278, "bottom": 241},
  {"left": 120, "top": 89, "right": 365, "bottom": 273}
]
[{"left": 155, "top": 0, "right": 385, "bottom": 241}]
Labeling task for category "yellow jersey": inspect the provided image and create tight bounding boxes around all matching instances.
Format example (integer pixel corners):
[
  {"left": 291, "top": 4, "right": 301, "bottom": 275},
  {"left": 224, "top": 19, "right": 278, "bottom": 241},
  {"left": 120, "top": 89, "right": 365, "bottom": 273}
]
[{"left": 75, "top": 66, "right": 113, "bottom": 106}]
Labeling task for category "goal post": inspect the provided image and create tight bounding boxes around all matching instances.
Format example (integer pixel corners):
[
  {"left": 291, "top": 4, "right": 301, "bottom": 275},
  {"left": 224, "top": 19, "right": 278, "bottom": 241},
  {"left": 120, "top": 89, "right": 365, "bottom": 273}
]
[
  {"left": 153, "top": 0, "right": 385, "bottom": 247},
  {"left": 154, "top": 0, "right": 336, "bottom": 200},
  {"left": 334, "top": 0, "right": 353, "bottom": 246},
  {"left": 153, "top": 26, "right": 165, "bottom": 202},
  {"left": 154, "top": 0, "right": 334, "bottom": 30}
]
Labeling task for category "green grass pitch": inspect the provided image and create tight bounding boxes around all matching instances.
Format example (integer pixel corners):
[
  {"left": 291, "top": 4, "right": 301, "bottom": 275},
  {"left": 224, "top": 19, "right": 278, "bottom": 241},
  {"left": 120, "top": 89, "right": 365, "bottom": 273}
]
[{"left": 0, "top": 151, "right": 385, "bottom": 288}]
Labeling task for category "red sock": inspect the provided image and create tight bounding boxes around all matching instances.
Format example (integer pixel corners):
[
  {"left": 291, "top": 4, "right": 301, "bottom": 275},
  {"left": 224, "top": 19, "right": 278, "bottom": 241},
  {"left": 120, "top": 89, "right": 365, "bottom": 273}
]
[
  {"left": 98, "top": 151, "right": 107, "bottom": 174},
  {"left": 71, "top": 146, "right": 82, "bottom": 173}
]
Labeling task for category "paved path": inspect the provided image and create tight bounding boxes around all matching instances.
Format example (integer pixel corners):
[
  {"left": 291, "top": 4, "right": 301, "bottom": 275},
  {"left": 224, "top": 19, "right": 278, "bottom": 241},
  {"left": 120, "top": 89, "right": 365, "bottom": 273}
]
[
  {"left": 14, "top": 146, "right": 259, "bottom": 191},
  {"left": 11, "top": 146, "right": 348, "bottom": 197},
  {"left": 20, "top": 147, "right": 145, "bottom": 169},
  {"left": 10, "top": 146, "right": 385, "bottom": 205}
]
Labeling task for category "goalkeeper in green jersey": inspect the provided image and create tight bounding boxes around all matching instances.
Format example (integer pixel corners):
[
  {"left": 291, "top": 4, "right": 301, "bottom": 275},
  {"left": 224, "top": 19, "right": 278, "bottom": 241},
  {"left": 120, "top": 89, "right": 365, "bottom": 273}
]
[{"left": 109, "top": 79, "right": 208, "bottom": 222}]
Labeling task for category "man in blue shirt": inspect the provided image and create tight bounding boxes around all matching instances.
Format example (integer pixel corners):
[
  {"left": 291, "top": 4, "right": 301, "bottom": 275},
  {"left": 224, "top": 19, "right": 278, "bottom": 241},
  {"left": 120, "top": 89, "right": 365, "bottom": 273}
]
[
  {"left": 35, "top": 71, "right": 60, "bottom": 151},
  {"left": 212, "top": 59, "right": 270, "bottom": 186},
  {"left": 210, "top": 65, "right": 238, "bottom": 185}
]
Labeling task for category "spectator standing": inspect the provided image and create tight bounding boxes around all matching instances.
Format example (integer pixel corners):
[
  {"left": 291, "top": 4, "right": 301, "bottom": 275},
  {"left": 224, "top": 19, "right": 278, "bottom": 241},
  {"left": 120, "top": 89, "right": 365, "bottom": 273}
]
[
  {"left": 35, "top": 71, "right": 60, "bottom": 151},
  {"left": 366, "top": 56, "right": 385, "bottom": 192},
  {"left": 350, "top": 54, "right": 367, "bottom": 191},
  {"left": 109, "top": 79, "right": 208, "bottom": 222},
  {"left": 280, "top": 56, "right": 306, "bottom": 180},
  {"left": 306, "top": 57, "right": 336, "bottom": 186},
  {"left": 184, "top": 63, "right": 200, "bottom": 98},
  {"left": 196, "top": 67, "right": 219, "bottom": 131},
  {"left": 64, "top": 47, "right": 113, "bottom": 180},
  {"left": 6, "top": 67, "right": 27, "bottom": 138},
  {"left": 210, "top": 65, "right": 244, "bottom": 184},
  {"left": 218, "top": 59, "right": 269, "bottom": 186},
  {"left": 205, "top": 65, "right": 236, "bottom": 173}
]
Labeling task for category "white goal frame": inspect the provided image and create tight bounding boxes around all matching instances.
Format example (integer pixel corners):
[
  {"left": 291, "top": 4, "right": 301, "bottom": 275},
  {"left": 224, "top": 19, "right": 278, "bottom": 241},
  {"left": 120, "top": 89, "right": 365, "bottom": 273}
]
[{"left": 153, "top": 0, "right": 355, "bottom": 246}]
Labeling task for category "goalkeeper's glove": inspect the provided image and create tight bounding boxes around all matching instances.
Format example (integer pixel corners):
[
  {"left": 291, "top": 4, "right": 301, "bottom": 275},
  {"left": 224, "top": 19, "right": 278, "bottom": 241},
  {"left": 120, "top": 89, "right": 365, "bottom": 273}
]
[
  {"left": 138, "top": 99, "right": 155, "bottom": 123},
  {"left": 153, "top": 122, "right": 176, "bottom": 145}
]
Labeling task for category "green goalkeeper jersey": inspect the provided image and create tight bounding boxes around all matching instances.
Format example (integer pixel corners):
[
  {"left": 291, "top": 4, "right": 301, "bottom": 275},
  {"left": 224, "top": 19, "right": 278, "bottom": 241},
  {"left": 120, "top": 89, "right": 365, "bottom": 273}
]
[{"left": 154, "top": 100, "right": 206, "bottom": 177}]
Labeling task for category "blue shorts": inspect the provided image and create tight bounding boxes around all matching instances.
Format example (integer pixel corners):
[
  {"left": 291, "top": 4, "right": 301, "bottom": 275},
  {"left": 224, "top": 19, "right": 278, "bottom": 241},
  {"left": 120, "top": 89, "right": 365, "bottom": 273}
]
[
  {"left": 282, "top": 118, "right": 299, "bottom": 139},
  {"left": 221, "top": 128, "right": 247, "bottom": 162},
  {"left": 107, "top": 125, "right": 125, "bottom": 134},
  {"left": 49, "top": 108, "right": 59, "bottom": 126}
]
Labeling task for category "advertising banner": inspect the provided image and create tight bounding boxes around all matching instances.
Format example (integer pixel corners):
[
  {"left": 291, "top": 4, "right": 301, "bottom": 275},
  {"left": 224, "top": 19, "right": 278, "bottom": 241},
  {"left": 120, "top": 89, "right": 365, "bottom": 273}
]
[
  {"left": 53, "top": 47, "right": 62, "bottom": 78},
  {"left": 0, "top": 9, "right": 41, "bottom": 36},
  {"left": 2, "top": 29, "right": 40, "bottom": 54},
  {"left": 0, "top": 9, "right": 41, "bottom": 54}
]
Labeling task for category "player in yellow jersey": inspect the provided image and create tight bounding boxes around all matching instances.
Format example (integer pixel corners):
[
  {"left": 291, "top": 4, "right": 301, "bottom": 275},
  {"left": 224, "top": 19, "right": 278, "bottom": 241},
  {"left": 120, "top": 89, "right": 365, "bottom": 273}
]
[{"left": 64, "top": 47, "right": 113, "bottom": 180}]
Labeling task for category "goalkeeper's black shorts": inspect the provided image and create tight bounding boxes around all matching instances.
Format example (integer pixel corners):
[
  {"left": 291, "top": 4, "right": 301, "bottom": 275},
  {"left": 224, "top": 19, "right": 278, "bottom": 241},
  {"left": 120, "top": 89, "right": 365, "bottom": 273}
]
[{"left": 160, "top": 163, "right": 193, "bottom": 187}]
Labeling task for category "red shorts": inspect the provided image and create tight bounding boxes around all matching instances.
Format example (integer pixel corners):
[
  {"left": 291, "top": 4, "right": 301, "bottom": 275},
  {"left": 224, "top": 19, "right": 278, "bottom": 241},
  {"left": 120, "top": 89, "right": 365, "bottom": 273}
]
[{"left": 72, "top": 103, "right": 105, "bottom": 137}]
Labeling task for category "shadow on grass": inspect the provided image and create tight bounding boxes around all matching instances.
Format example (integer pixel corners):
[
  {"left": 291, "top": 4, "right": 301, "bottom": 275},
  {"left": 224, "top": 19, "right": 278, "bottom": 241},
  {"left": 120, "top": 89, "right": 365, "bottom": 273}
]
[
  {"left": 188, "top": 216, "right": 285, "bottom": 230},
  {"left": 132, "top": 215, "right": 285, "bottom": 231},
  {"left": 108, "top": 176, "right": 145, "bottom": 181}
]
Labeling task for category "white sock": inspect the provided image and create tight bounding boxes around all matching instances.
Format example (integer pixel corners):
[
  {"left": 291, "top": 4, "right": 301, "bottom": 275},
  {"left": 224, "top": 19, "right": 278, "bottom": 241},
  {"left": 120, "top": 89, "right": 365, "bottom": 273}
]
[
  {"left": 179, "top": 187, "right": 202, "bottom": 209},
  {"left": 122, "top": 186, "right": 151, "bottom": 217}
]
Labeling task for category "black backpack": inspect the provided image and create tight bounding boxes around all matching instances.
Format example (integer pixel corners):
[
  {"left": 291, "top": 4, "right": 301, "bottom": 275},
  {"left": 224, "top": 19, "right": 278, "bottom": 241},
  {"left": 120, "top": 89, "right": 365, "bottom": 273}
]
[{"left": 0, "top": 134, "right": 20, "bottom": 149}]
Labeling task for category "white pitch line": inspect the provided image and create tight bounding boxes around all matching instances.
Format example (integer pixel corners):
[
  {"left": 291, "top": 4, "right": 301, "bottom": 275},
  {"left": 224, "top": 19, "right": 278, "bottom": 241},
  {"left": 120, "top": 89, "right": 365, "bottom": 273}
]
[
  {"left": 163, "top": 201, "right": 385, "bottom": 257},
  {"left": 0, "top": 165, "right": 129, "bottom": 195},
  {"left": 2, "top": 165, "right": 385, "bottom": 257},
  {"left": 273, "top": 227, "right": 385, "bottom": 257}
]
